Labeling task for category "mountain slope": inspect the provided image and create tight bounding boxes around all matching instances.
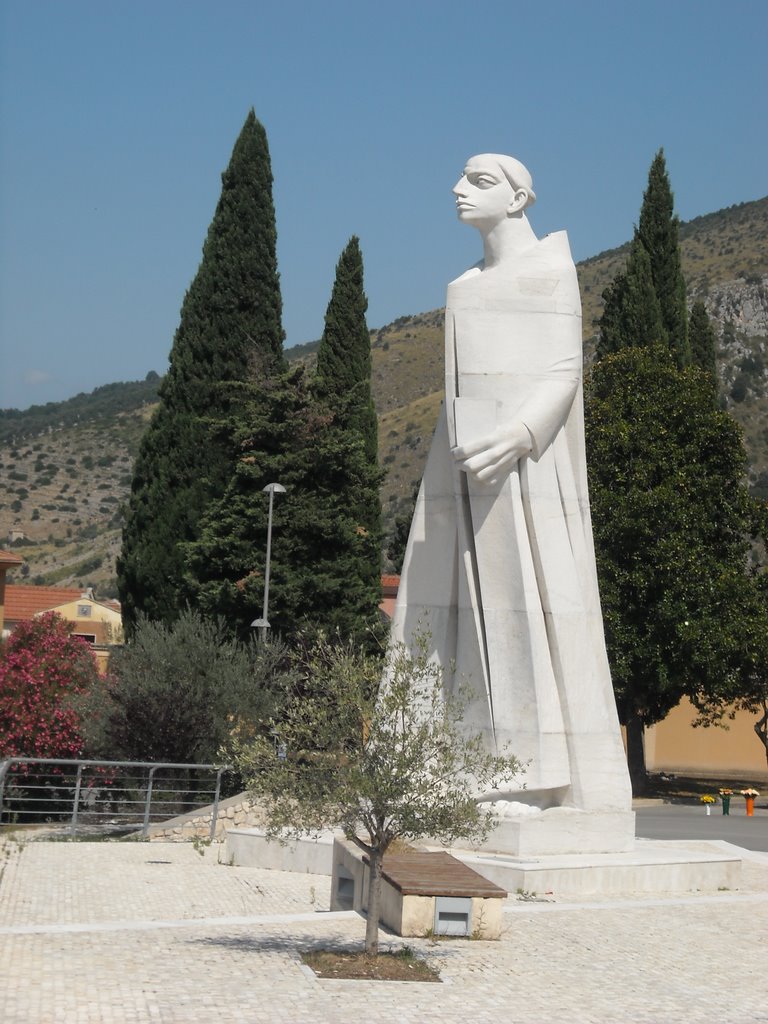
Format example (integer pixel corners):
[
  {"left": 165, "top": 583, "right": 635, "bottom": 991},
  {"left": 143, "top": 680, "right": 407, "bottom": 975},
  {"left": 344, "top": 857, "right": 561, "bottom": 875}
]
[{"left": 2, "top": 197, "right": 766, "bottom": 592}]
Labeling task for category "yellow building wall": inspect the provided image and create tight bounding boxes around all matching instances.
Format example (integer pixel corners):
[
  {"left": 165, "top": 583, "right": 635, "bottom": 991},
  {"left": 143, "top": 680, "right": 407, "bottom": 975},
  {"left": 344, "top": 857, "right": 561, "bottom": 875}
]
[
  {"left": 43, "top": 598, "right": 123, "bottom": 674},
  {"left": 645, "top": 697, "right": 768, "bottom": 783},
  {"left": 49, "top": 598, "right": 123, "bottom": 646}
]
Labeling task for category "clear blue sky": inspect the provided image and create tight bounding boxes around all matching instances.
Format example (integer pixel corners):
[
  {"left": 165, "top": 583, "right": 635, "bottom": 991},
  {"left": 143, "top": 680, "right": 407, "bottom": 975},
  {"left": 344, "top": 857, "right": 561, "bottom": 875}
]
[{"left": 1, "top": 0, "right": 766, "bottom": 411}]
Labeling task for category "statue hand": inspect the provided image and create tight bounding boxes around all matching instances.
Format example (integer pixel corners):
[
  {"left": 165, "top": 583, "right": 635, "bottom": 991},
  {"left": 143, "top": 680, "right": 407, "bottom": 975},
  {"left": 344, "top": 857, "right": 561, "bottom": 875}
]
[{"left": 452, "top": 422, "right": 533, "bottom": 484}]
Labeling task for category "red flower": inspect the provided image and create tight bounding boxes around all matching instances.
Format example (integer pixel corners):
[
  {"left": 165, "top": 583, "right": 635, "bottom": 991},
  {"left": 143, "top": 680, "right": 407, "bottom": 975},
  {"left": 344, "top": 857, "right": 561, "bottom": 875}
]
[{"left": 0, "top": 613, "right": 99, "bottom": 759}]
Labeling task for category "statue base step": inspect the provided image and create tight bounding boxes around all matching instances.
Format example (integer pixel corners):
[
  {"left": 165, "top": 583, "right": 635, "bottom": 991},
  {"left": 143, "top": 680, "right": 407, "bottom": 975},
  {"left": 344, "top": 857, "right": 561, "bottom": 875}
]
[
  {"left": 440, "top": 837, "right": 741, "bottom": 896},
  {"left": 468, "top": 807, "right": 637, "bottom": 857}
]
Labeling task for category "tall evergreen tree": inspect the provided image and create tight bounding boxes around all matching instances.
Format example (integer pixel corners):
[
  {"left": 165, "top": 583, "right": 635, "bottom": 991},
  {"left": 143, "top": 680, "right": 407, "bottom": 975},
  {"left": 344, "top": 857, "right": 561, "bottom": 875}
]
[
  {"left": 315, "top": 237, "right": 378, "bottom": 463},
  {"left": 596, "top": 240, "right": 665, "bottom": 360},
  {"left": 598, "top": 149, "right": 690, "bottom": 367},
  {"left": 118, "top": 110, "right": 284, "bottom": 630},
  {"left": 314, "top": 237, "right": 383, "bottom": 595},
  {"left": 183, "top": 238, "right": 382, "bottom": 645},
  {"left": 689, "top": 300, "right": 719, "bottom": 386},
  {"left": 184, "top": 366, "right": 383, "bottom": 644},
  {"left": 636, "top": 149, "right": 690, "bottom": 366}
]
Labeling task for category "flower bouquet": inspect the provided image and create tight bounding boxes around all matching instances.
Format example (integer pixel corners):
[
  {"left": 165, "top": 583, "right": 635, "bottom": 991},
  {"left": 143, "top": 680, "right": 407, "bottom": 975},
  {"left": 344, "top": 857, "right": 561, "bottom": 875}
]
[
  {"left": 701, "top": 794, "right": 715, "bottom": 815},
  {"left": 719, "top": 788, "right": 733, "bottom": 815},
  {"left": 740, "top": 788, "right": 759, "bottom": 816}
]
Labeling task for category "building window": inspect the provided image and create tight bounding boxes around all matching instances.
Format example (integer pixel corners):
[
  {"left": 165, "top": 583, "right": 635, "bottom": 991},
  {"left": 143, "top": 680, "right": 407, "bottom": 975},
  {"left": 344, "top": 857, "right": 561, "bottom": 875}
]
[{"left": 74, "top": 633, "right": 96, "bottom": 645}]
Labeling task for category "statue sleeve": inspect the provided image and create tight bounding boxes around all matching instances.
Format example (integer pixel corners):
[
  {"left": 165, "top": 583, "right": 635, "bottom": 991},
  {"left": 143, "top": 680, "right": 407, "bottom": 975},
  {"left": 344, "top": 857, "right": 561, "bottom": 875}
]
[{"left": 515, "top": 314, "right": 581, "bottom": 460}]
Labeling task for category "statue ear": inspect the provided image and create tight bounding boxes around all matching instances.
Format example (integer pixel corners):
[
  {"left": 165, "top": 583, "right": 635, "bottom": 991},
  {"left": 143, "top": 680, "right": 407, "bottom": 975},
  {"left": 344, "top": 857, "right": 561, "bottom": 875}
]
[{"left": 508, "top": 188, "right": 529, "bottom": 215}]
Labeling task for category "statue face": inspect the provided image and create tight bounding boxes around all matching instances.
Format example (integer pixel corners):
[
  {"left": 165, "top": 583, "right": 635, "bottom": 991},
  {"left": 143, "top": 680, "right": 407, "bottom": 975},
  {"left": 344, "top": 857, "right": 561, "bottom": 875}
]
[{"left": 453, "top": 155, "right": 526, "bottom": 228}]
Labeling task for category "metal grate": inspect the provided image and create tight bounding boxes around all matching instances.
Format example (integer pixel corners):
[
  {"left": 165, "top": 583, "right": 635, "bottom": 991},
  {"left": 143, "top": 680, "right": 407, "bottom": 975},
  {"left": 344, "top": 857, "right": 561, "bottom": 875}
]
[{"left": 434, "top": 896, "right": 472, "bottom": 936}]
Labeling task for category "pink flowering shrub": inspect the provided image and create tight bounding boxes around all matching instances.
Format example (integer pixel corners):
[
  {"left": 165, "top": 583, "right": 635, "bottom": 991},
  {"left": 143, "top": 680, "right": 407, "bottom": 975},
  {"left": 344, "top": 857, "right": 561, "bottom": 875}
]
[{"left": 0, "top": 612, "right": 100, "bottom": 759}]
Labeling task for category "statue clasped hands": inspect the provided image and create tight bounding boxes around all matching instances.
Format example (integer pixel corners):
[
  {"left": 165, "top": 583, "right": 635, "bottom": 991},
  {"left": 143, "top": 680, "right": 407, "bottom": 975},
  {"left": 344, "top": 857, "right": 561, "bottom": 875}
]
[{"left": 452, "top": 420, "right": 533, "bottom": 485}]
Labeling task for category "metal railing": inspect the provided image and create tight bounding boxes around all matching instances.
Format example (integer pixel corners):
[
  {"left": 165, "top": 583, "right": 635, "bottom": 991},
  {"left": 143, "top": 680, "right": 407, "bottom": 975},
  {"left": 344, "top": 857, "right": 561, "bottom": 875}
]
[{"left": 0, "top": 758, "right": 232, "bottom": 841}]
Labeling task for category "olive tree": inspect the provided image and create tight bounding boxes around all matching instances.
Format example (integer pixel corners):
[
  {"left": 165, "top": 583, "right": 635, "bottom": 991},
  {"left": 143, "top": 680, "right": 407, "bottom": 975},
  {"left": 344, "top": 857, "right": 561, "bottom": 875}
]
[
  {"left": 78, "top": 610, "right": 291, "bottom": 765},
  {"left": 231, "top": 633, "right": 522, "bottom": 955}
]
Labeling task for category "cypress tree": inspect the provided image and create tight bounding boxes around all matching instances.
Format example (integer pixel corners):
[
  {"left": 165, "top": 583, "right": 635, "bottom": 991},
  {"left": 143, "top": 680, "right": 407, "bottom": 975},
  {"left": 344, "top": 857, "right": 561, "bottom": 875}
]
[
  {"left": 118, "top": 110, "right": 284, "bottom": 630},
  {"left": 183, "top": 238, "right": 383, "bottom": 646},
  {"left": 315, "top": 237, "right": 382, "bottom": 554},
  {"left": 636, "top": 149, "right": 690, "bottom": 366},
  {"left": 597, "top": 149, "right": 690, "bottom": 368},
  {"left": 315, "top": 237, "right": 378, "bottom": 463},
  {"left": 689, "top": 300, "right": 719, "bottom": 387},
  {"left": 184, "top": 366, "right": 383, "bottom": 644},
  {"left": 596, "top": 241, "right": 665, "bottom": 360}
]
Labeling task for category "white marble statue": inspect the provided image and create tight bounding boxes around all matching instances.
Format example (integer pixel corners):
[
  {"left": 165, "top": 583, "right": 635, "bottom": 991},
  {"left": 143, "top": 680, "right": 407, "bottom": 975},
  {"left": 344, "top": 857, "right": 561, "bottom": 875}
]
[{"left": 390, "top": 154, "right": 633, "bottom": 846}]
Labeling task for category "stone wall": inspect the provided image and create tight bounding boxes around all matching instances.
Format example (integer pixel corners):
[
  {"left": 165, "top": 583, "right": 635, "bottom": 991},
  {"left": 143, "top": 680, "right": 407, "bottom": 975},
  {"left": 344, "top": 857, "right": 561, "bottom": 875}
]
[{"left": 147, "top": 792, "right": 266, "bottom": 842}]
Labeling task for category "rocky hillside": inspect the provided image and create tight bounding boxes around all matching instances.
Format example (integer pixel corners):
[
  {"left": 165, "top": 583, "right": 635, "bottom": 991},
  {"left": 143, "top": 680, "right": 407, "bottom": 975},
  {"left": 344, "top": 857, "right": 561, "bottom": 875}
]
[{"left": 2, "top": 197, "right": 767, "bottom": 594}]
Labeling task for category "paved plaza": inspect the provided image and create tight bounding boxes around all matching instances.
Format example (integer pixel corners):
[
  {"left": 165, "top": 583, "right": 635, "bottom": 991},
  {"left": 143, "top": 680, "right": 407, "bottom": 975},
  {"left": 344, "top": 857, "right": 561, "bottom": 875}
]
[{"left": 1, "top": 825, "right": 767, "bottom": 1024}]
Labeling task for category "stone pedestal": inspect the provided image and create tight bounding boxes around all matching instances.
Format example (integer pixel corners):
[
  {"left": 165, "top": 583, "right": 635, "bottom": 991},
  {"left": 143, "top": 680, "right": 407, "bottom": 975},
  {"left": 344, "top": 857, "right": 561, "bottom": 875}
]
[{"left": 469, "top": 808, "right": 637, "bottom": 857}]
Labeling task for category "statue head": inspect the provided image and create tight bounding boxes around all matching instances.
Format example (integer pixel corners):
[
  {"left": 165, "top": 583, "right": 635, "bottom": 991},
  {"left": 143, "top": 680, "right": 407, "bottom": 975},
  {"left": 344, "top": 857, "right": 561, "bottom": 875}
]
[
  {"left": 494, "top": 155, "right": 536, "bottom": 208},
  {"left": 453, "top": 154, "right": 536, "bottom": 231}
]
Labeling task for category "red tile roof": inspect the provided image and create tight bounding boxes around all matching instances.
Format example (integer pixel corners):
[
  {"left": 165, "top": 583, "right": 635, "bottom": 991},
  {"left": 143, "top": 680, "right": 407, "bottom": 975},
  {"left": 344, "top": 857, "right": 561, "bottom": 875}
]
[
  {"left": 381, "top": 574, "right": 401, "bottom": 592},
  {"left": 4, "top": 585, "right": 88, "bottom": 622},
  {"left": 0, "top": 549, "right": 24, "bottom": 568}
]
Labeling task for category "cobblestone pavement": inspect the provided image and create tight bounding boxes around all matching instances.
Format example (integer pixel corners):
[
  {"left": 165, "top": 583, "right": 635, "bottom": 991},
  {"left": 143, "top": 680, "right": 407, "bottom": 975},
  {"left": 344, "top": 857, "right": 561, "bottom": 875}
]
[{"left": 1, "top": 834, "right": 767, "bottom": 1024}]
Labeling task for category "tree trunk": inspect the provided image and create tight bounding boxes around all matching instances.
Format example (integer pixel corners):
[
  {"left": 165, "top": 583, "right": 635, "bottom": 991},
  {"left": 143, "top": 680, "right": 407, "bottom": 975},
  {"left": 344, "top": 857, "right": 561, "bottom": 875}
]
[
  {"left": 754, "top": 701, "right": 768, "bottom": 768},
  {"left": 625, "top": 711, "right": 648, "bottom": 795},
  {"left": 365, "top": 847, "right": 383, "bottom": 956}
]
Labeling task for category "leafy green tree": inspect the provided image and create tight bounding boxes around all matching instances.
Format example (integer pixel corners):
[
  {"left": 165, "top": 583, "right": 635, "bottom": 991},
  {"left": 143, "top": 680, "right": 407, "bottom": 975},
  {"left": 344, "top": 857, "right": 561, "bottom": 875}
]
[
  {"left": 118, "top": 110, "right": 284, "bottom": 631},
  {"left": 636, "top": 149, "right": 690, "bottom": 366},
  {"left": 687, "top": 499, "right": 768, "bottom": 768},
  {"left": 231, "top": 632, "right": 522, "bottom": 955},
  {"left": 733, "top": 568, "right": 768, "bottom": 769},
  {"left": 688, "top": 300, "right": 719, "bottom": 385},
  {"left": 586, "top": 345, "right": 756, "bottom": 789},
  {"left": 78, "top": 610, "right": 290, "bottom": 764},
  {"left": 184, "top": 366, "right": 384, "bottom": 644}
]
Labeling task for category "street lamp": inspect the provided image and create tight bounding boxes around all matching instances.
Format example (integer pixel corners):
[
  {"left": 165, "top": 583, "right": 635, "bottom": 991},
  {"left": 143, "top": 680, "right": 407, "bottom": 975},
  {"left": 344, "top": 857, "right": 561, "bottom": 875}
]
[{"left": 250, "top": 482, "right": 286, "bottom": 641}]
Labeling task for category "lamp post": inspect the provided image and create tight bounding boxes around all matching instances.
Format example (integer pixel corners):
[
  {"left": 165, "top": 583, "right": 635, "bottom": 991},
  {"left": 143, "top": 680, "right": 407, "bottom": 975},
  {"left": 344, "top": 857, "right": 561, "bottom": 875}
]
[{"left": 250, "top": 482, "right": 286, "bottom": 641}]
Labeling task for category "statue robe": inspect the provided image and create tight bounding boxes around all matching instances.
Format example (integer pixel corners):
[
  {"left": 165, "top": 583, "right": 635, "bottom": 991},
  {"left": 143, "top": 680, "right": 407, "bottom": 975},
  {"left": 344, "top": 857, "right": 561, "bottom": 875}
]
[{"left": 391, "top": 231, "right": 631, "bottom": 812}]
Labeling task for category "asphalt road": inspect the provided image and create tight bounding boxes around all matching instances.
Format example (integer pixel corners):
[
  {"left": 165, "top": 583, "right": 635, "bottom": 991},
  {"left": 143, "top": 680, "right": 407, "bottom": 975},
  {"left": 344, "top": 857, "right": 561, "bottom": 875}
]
[{"left": 635, "top": 802, "right": 768, "bottom": 852}]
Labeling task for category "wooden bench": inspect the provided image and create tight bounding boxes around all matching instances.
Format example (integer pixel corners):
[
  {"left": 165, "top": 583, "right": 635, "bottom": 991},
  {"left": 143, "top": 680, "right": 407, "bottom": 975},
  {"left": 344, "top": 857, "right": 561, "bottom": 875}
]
[{"left": 331, "top": 841, "right": 507, "bottom": 938}]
